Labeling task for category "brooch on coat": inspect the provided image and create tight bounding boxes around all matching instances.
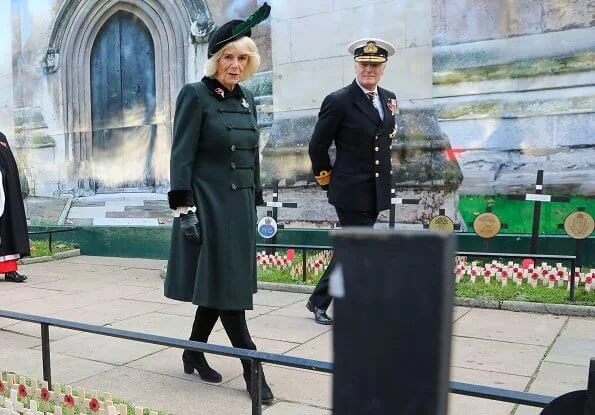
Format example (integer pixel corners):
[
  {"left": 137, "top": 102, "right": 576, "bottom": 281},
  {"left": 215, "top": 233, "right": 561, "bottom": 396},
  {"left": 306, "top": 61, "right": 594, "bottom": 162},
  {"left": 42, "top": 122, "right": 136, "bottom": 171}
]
[
  {"left": 241, "top": 97, "right": 250, "bottom": 108},
  {"left": 387, "top": 98, "right": 399, "bottom": 116},
  {"left": 215, "top": 87, "right": 225, "bottom": 98}
]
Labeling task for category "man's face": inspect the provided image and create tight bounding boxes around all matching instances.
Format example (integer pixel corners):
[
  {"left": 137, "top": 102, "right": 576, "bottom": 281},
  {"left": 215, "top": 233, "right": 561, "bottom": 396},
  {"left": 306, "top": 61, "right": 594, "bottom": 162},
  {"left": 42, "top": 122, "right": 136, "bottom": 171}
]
[{"left": 355, "top": 61, "right": 385, "bottom": 90}]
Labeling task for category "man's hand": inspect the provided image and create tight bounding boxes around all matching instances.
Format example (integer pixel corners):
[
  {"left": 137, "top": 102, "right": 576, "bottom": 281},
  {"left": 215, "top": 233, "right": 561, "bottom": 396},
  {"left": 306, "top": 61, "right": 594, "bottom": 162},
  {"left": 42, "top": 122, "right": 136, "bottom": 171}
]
[{"left": 180, "top": 212, "right": 201, "bottom": 243}]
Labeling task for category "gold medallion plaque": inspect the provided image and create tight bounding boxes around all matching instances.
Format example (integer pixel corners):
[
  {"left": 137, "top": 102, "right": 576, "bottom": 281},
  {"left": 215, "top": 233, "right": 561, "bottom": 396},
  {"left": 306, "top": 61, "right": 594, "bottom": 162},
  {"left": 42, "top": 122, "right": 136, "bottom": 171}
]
[
  {"left": 563, "top": 211, "right": 594, "bottom": 240},
  {"left": 473, "top": 213, "right": 501, "bottom": 239},
  {"left": 428, "top": 215, "right": 455, "bottom": 233}
]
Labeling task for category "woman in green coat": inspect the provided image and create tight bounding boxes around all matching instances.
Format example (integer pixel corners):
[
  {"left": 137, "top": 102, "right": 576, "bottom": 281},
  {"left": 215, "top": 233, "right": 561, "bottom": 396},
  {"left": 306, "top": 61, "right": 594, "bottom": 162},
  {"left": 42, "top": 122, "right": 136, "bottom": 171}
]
[{"left": 165, "top": 7, "right": 274, "bottom": 404}]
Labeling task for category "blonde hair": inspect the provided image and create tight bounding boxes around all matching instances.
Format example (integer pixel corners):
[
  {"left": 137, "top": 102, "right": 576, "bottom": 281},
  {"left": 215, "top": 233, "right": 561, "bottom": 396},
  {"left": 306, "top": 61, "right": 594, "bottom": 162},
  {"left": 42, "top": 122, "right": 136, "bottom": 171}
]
[{"left": 204, "top": 36, "right": 260, "bottom": 81}]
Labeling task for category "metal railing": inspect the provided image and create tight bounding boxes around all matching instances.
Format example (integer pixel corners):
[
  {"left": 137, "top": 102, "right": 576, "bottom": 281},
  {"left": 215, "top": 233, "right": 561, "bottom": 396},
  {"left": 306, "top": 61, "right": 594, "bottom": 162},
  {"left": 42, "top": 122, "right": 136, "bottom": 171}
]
[
  {"left": 28, "top": 228, "right": 74, "bottom": 253},
  {"left": 0, "top": 310, "right": 554, "bottom": 414}
]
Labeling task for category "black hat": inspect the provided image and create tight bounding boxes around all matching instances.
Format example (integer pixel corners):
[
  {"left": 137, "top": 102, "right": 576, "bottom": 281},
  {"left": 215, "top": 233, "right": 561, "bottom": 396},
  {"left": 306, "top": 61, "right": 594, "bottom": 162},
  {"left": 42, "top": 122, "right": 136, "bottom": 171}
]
[{"left": 208, "top": 3, "right": 271, "bottom": 58}]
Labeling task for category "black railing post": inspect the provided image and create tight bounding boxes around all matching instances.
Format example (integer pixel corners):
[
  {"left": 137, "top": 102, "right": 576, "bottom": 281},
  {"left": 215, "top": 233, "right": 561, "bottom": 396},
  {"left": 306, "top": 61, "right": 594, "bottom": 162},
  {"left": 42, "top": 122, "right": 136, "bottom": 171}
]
[
  {"left": 251, "top": 359, "right": 262, "bottom": 415},
  {"left": 48, "top": 231, "right": 53, "bottom": 253},
  {"left": 302, "top": 249, "right": 307, "bottom": 283},
  {"left": 41, "top": 323, "right": 52, "bottom": 386}
]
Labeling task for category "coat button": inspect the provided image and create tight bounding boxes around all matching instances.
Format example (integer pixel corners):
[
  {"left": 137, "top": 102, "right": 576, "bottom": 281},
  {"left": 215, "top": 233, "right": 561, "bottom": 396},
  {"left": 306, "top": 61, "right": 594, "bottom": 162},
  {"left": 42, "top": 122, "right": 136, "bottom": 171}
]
[
  {"left": 228, "top": 124, "right": 233, "bottom": 130},
  {"left": 231, "top": 184, "right": 237, "bottom": 190},
  {"left": 375, "top": 147, "right": 379, "bottom": 151},
  {"left": 375, "top": 135, "right": 379, "bottom": 140},
  {"left": 390, "top": 170, "right": 394, "bottom": 175},
  {"left": 375, "top": 160, "right": 379, "bottom": 165},
  {"left": 252, "top": 124, "right": 257, "bottom": 130},
  {"left": 248, "top": 109, "right": 252, "bottom": 113},
  {"left": 375, "top": 173, "right": 379, "bottom": 178},
  {"left": 230, "top": 145, "right": 236, "bottom": 151},
  {"left": 230, "top": 163, "right": 236, "bottom": 169}
]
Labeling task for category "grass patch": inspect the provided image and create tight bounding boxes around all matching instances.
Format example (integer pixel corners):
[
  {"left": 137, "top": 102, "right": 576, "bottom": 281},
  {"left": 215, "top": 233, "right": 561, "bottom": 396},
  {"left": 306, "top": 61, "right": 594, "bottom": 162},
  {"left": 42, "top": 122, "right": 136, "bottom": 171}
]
[
  {"left": 459, "top": 195, "right": 595, "bottom": 234},
  {"left": 29, "top": 240, "right": 76, "bottom": 257},
  {"left": 456, "top": 276, "right": 595, "bottom": 306}
]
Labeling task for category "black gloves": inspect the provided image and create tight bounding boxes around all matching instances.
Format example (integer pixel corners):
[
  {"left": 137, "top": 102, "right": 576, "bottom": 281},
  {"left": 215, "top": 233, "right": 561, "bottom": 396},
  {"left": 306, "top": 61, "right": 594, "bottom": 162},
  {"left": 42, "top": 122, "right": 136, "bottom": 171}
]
[
  {"left": 255, "top": 188, "right": 265, "bottom": 207},
  {"left": 320, "top": 184, "right": 329, "bottom": 191},
  {"left": 180, "top": 211, "right": 201, "bottom": 243}
]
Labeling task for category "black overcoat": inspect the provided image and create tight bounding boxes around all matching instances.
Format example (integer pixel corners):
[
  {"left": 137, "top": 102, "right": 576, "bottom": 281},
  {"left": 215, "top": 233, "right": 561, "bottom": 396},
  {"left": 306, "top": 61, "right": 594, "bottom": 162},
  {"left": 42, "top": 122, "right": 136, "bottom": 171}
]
[
  {"left": 0, "top": 133, "right": 30, "bottom": 258},
  {"left": 309, "top": 80, "right": 397, "bottom": 213},
  {"left": 165, "top": 78, "right": 261, "bottom": 310}
]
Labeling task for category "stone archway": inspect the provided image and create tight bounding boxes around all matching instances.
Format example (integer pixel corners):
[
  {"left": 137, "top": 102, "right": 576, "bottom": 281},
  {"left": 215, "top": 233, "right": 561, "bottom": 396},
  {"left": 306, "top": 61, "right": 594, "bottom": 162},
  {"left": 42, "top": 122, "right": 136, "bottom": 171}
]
[{"left": 44, "top": 0, "right": 213, "bottom": 194}]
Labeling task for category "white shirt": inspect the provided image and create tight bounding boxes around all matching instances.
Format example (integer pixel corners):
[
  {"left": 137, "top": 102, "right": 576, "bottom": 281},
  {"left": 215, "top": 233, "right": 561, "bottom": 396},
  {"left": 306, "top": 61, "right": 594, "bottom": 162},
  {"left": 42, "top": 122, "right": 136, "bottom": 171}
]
[{"left": 356, "top": 79, "right": 384, "bottom": 120}]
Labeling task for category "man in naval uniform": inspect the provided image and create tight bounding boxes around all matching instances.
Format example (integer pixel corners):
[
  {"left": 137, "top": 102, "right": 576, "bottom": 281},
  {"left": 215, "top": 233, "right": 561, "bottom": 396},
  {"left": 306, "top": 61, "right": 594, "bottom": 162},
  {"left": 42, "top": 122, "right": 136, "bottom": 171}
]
[{"left": 306, "top": 38, "right": 398, "bottom": 324}]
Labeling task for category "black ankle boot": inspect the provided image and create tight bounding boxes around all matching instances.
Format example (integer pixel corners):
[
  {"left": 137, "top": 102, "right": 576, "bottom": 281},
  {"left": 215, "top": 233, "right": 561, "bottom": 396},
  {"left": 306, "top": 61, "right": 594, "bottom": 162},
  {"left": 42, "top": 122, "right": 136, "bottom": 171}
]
[
  {"left": 242, "top": 362, "right": 274, "bottom": 404},
  {"left": 182, "top": 350, "right": 222, "bottom": 383}
]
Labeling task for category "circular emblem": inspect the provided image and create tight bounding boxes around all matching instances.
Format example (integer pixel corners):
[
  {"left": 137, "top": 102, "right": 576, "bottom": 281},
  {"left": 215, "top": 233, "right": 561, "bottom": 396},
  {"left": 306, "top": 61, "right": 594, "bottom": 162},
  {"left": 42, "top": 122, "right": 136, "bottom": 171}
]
[
  {"left": 257, "top": 216, "right": 278, "bottom": 239},
  {"left": 428, "top": 215, "right": 455, "bottom": 233},
  {"left": 473, "top": 212, "right": 501, "bottom": 239},
  {"left": 563, "top": 211, "right": 594, "bottom": 240}
]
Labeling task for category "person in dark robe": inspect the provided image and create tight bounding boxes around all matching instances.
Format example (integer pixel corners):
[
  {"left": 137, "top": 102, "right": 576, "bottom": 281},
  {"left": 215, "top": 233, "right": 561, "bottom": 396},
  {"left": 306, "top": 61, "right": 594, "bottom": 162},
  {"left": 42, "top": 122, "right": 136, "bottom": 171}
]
[{"left": 0, "top": 131, "right": 30, "bottom": 282}]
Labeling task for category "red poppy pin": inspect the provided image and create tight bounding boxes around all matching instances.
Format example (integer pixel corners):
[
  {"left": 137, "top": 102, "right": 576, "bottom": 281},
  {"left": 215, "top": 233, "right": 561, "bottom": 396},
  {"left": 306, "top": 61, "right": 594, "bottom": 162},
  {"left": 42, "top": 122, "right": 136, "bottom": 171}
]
[
  {"left": 89, "top": 397, "right": 101, "bottom": 412},
  {"left": 215, "top": 87, "right": 225, "bottom": 98},
  {"left": 0, "top": 142, "right": 7, "bottom": 147},
  {"left": 18, "top": 383, "right": 28, "bottom": 398},
  {"left": 41, "top": 387, "right": 50, "bottom": 401},
  {"left": 64, "top": 394, "right": 75, "bottom": 407},
  {"left": 387, "top": 98, "right": 398, "bottom": 116},
  {"left": 0, "top": 381, "right": 5, "bottom": 393}
]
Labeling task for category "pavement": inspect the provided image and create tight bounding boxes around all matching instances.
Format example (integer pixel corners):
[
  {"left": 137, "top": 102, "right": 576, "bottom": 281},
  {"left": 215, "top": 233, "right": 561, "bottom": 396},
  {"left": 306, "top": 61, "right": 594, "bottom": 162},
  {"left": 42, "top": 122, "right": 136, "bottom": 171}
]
[{"left": 0, "top": 256, "right": 593, "bottom": 414}]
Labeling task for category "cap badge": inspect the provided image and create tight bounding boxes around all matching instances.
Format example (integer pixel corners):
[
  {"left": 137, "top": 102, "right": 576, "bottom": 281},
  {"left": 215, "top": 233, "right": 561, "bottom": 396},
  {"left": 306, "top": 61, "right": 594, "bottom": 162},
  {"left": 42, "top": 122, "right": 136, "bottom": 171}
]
[{"left": 363, "top": 41, "right": 378, "bottom": 54}]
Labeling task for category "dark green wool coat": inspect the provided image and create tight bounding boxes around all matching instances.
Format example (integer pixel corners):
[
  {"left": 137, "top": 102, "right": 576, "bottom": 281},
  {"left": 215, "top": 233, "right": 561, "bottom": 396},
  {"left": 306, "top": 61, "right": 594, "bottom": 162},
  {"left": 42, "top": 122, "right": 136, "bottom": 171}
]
[{"left": 165, "top": 77, "right": 261, "bottom": 310}]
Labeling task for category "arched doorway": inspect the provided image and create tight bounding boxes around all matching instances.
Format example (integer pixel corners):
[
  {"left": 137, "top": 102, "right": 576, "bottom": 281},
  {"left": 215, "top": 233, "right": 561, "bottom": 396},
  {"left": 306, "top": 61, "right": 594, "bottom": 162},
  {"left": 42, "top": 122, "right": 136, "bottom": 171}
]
[{"left": 91, "top": 10, "right": 156, "bottom": 191}]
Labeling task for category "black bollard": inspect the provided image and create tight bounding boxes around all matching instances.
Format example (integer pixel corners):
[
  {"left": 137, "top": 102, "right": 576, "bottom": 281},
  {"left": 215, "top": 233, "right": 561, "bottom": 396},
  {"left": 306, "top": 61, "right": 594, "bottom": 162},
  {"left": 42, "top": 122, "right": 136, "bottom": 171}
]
[{"left": 331, "top": 229, "right": 455, "bottom": 415}]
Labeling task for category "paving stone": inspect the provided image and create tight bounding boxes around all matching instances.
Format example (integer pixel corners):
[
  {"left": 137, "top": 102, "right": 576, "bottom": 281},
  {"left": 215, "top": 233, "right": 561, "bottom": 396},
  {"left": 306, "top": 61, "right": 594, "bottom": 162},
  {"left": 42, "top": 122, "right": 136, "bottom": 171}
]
[
  {"left": 452, "top": 306, "right": 471, "bottom": 321},
  {"left": 245, "top": 314, "right": 331, "bottom": 344},
  {"left": 75, "top": 365, "right": 252, "bottom": 415},
  {"left": 253, "top": 290, "right": 309, "bottom": 307},
  {"left": 108, "top": 312, "right": 195, "bottom": 339},
  {"left": 451, "top": 337, "right": 547, "bottom": 376},
  {"left": 159, "top": 303, "right": 278, "bottom": 320},
  {"left": 67, "top": 207, "right": 107, "bottom": 219},
  {"left": 544, "top": 338, "right": 595, "bottom": 367},
  {"left": 121, "top": 287, "right": 182, "bottom": 305},
  {"left": 48, "top": 298, "right": 172, "bottom": 326},
  {"left": 0, "top": 329, "right": 41, "bottom": 349},
  {"left": 62, "top": 256, "right": 165, "bottom": 269},
  {"left": 264, "top": 402, "right": 331, "bottom": 414},
  {"left": 226, "top": 364, "right": 332, "bottom": 409},
  {"left": 44, "top": 332, "right": 167, "bottom": 365},
  {"left": 92, "top": 218, "right": 158, "bottom": 226},
  {"left": 286, "top": 331, "right": 332, "bottom": 362},
  {"left": 448, "top": 366, "right": 531, "bottom": 415},
  {"left": 0, "top": 349, "right": 115, "bottom": 385},
  {"left": 560, "top": 317, "right": 595, "bottom": 341},
  {"left": 453, "top": 308, "right": 566, "bottom": 346},
  {"left": 5, "top": 322, "right": 81, "bottom": 341},
  {"left": 0, "top": 286, "right": 60, "bottom": 302},
  {"left": 104, "top": 200, "right": 145, "bottom": 211}
]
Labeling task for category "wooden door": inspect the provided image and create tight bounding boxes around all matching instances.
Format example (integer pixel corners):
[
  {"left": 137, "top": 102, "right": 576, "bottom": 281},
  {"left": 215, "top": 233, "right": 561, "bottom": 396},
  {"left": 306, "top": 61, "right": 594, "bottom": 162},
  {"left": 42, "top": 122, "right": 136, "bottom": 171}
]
[{"left": 91, "top": 11, "right": 156, "bottom": 192}]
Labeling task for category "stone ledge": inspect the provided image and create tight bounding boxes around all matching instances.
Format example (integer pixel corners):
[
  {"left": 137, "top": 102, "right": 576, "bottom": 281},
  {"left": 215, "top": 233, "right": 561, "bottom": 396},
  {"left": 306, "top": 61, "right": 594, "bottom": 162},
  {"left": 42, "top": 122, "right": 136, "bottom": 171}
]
[{"left": 19, "top": 249, "right": 81, "bottom": 265}]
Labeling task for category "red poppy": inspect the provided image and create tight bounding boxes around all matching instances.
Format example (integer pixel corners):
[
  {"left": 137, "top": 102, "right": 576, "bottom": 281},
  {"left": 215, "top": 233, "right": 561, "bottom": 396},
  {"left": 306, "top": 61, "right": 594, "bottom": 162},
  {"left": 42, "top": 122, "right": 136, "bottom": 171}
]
[
  {"left": 89, "top": 397, "right": 101, "bottom": 412},
  {"left": 64, "top": 394, "right": 75, "bottom": 407},
  {"left": 0, "top": 381, "right": 5, "bottom": 393},
  {"left": 18, "top": 384, "right": 27, "bottom": 398},
  {"left": 40, "top": 387, "right": 50, "bottom": 401},
  {"left": 549, "top": 274, "right": 556, "bottom": 282}
]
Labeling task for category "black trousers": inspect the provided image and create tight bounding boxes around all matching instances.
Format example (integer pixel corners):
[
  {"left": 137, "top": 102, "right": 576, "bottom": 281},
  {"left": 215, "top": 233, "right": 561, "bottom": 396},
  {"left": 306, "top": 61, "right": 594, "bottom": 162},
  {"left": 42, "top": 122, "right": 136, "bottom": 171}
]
[
  {"left": 189, "top": 306, "right": 256, "bottom": 372},
  {"left": 308, "top": 207, "right": 379, "bottom": 310}
]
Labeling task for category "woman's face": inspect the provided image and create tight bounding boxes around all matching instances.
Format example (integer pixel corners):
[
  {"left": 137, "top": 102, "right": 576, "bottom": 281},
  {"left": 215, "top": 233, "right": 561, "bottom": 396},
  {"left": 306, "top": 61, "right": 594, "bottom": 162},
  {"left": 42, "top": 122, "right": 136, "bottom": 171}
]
[{"left": 216, "top": 46, "right": 249, "bottom": 90}]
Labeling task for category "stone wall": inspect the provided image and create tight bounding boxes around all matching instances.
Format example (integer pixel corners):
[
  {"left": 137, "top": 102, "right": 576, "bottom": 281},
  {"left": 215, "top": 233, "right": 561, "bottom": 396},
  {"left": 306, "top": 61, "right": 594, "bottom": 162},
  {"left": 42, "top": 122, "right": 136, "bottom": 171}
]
[{"left": 432, "top": 0, "right": 595, "bottom": 195}]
